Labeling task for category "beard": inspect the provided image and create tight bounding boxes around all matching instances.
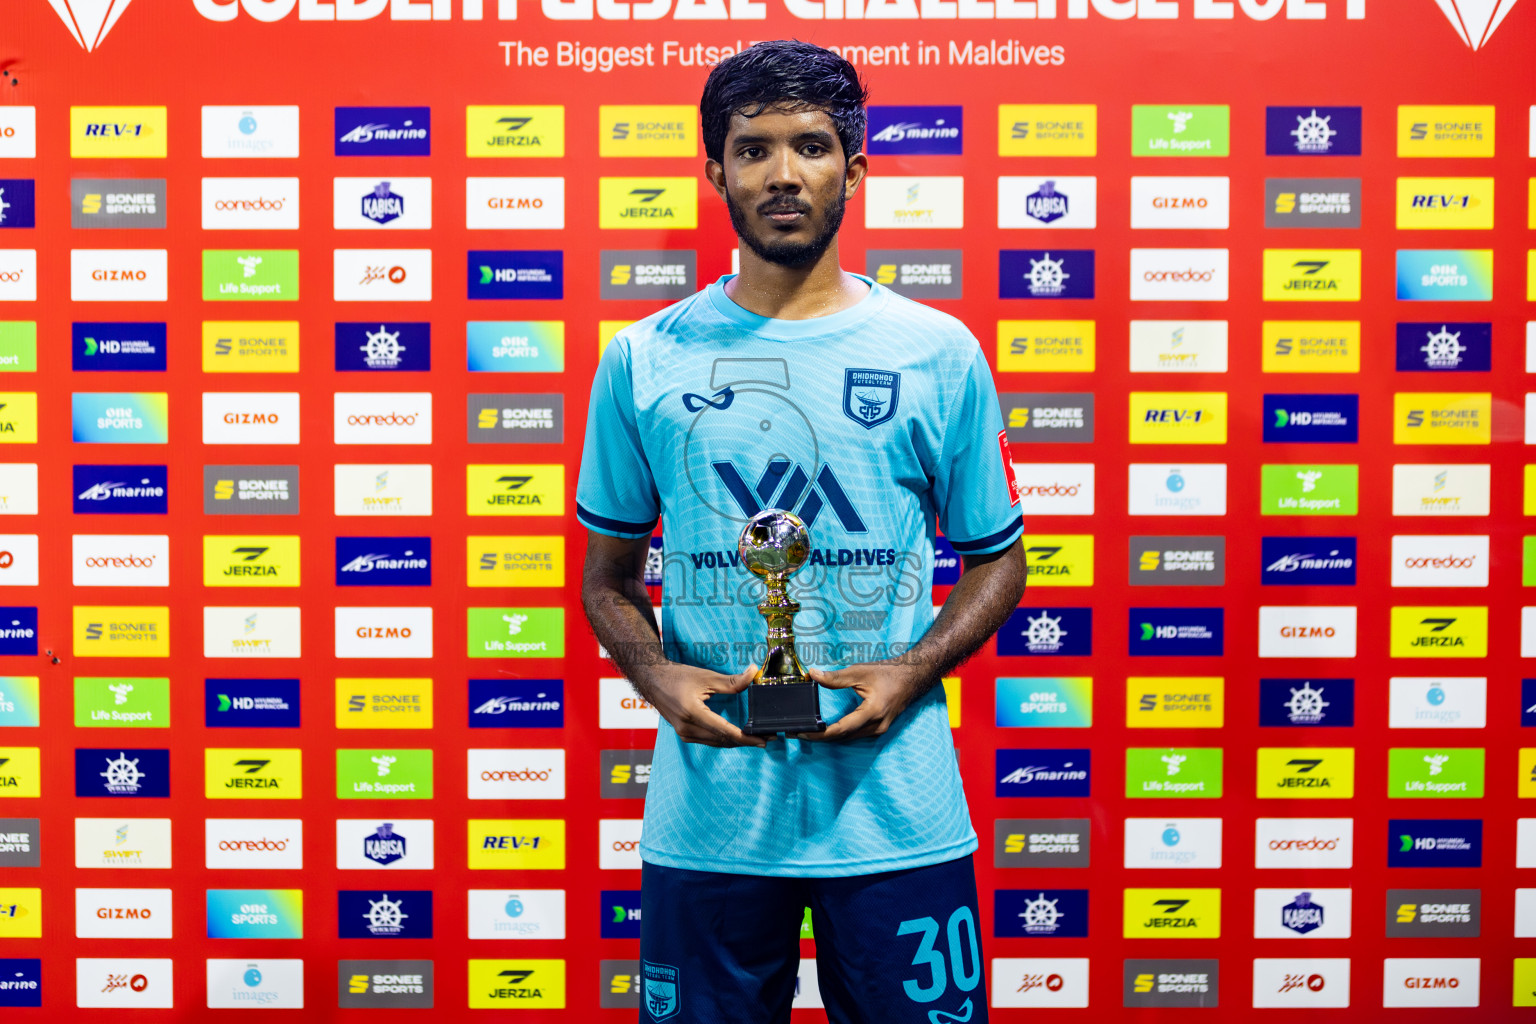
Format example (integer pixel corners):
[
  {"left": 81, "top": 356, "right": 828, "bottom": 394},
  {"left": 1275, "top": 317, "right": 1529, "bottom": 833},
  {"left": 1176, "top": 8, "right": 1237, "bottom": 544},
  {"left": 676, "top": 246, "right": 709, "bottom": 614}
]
[{"left": 726, "top": 184, "right": 846, "bottom": 268}]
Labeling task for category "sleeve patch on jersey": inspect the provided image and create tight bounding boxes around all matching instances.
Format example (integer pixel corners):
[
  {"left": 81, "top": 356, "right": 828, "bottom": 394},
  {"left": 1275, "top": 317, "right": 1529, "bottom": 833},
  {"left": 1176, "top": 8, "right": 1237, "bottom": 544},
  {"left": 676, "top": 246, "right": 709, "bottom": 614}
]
[{"left": 998, "top": 429, "right": 1021, "bottom": 506}]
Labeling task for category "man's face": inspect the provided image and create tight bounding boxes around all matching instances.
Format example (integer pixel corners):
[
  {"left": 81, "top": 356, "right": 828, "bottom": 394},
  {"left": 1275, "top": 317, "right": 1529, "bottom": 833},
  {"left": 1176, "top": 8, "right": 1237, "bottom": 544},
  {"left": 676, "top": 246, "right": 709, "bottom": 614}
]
[{"left": 707, "top": 104, "right": 866, "bottom": 268}]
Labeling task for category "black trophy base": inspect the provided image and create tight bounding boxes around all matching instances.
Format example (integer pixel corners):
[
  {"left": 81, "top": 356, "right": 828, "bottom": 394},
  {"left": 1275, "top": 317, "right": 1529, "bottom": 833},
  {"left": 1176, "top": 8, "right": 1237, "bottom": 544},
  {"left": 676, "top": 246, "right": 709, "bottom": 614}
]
[{"left": 744, "top": 681, "right": 826, "bottom": 736}]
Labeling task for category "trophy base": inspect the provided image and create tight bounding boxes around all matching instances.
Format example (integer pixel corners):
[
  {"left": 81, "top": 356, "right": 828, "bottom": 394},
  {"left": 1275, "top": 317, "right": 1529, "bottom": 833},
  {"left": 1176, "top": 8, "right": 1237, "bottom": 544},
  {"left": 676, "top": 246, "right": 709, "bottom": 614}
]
[{"left": 744, "top": 681, "right": 826, "bottom": 736}]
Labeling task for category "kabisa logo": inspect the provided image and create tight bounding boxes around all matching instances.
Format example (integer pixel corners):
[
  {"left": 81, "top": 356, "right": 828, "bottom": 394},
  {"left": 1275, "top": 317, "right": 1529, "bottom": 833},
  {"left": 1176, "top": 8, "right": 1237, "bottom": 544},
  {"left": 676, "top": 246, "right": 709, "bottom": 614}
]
[
  {"left": 995, "top": 749, "right": 1091, "bottom": 797},
  {"left": 360, "top": 181, "right": 405, "bottom": 224},
  {"left": 1259, "top": 679, "right": 1355, "bottom": 727},
  {"left": 73, "top": 465, "right": 167, "bottom": 515},
  {"left": 1130, "top": 609, "right": 1223, "bottom": 657},
  {"left": 995, "top": 889, "right": 1089, "bottom": 938},
  {"left": 336, "top": 322, "right": 431, "bottom": 372},
  {"left": 1432, "top": 0, "right": 1522, "bottom": 50},
  {"left": 996, "top": 608, "right": 1092, "bottom": 657},
  {"left": 335, "top": 107, "right": 430, "bottom": 156},
  {"left": 205, "top": 679, "right": 300, "bottom": 728},
  {"left": 469, "top": 680, "right": 563, "bottom": 729},
  {"left": 363, "top": 823, "right": 407, "bottom": 866},
  {"left": 469, "top": 251, "right": 563, "bottom": 300},
  {"left": 1264, "top": 107, "right": 1363, "bottom": 155},
  {"left": 1281, "top": 892, "right": 1324, "bottom": 935},
  {"left": 336, "top": 537, "right": 431, "bottom": 587},
  {"left": 338, "top": 890, "right": 432, "bottom": 938},
  {"left": 1263, "top": 395, "right": 1358, "bottom": 444},
  {"left": 1024, "top": 180, "right": 1069, "bottom": 224},
  {"left": 74, "top": 748, "right": 170, "bottom": 797},
  {"left": 1388, "top": 819, "right": 1482, "bottom": 867},
  {"left": 1395, "top": 323, "right": 1491, "bottom": 372},
  {"left": 1000, "top": 250, "right": 1095, "bottom": 299},
  {"left": 1261, "top": 537, "right": 1357, "bottom": 586},
  {"left": 867, "top": 106, "right": 963, "bottom": 155}
]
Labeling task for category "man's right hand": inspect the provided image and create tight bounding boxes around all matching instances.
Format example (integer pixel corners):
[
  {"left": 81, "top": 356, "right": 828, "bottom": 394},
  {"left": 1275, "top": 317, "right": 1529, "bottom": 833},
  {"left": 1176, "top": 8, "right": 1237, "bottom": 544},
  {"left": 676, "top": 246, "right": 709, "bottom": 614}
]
[{"left": 639, "top": 663, "right": 767, "bottom": 748}]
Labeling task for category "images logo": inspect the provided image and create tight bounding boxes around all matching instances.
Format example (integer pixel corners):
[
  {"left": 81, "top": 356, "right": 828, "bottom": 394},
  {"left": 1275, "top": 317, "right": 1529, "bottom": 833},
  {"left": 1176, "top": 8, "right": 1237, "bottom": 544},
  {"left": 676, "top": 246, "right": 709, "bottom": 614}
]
[
  {"left": 1258, "top": 679, "right": 1355, "bottom": 727},
  {"left": 867, "top": 105, "right": 962, "bottom": 155},
  {"left": 1265, "top": 107, "right": 1363, "bottom": 156}
]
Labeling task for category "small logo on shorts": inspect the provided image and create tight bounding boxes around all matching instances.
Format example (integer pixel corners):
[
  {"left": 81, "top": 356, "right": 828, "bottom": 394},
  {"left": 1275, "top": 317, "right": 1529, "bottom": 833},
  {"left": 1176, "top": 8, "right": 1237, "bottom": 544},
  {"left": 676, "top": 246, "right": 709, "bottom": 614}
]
[
  {"left": 642, "top": 959, "right": 680, "bottom": 1021},
  {"left": 843, "top": 368, "right": 901, "bottom": 429}
]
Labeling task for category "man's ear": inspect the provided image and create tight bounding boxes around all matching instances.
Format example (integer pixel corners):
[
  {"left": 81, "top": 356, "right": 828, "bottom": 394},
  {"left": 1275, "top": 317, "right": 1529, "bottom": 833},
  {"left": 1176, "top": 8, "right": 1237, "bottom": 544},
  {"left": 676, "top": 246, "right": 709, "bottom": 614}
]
[
  {"left": 704, "top": 158, "right": 729, "bottom": 203},
  {"left": 843, "top": 152, "right": 869, "bottom": 199}
]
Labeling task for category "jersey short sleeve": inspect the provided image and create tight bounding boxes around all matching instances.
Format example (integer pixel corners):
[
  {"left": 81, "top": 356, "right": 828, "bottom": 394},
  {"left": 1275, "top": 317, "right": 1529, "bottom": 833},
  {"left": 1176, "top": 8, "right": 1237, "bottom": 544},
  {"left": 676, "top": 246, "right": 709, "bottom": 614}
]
[
  {"left": 933, "top": 342, "right": 1025, "bottom": 556},
  {"left": 575, "top": 336, "right": 661, "bottom": 539}
]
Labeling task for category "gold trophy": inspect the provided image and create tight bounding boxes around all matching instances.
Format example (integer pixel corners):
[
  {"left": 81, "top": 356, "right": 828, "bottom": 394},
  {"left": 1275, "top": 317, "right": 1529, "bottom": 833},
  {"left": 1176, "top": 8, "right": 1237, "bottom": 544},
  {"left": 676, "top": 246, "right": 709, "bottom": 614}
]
[{"left": 738, "top": 508, "right": 827, "bottom": 736}]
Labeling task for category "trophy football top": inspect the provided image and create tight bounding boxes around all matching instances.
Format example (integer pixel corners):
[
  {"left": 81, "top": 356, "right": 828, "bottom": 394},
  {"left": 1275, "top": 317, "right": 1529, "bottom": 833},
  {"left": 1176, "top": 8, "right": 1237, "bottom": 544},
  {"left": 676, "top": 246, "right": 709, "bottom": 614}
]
[{"left": 737, "top": 508, "right": 810, "bottom": 579}]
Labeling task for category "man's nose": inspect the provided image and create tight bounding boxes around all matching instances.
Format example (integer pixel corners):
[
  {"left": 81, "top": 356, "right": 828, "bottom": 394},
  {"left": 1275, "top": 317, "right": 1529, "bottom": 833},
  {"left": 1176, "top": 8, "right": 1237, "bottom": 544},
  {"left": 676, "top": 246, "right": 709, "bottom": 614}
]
[{"left": 764, "top": 147, "right": 803, "bottom": 192}]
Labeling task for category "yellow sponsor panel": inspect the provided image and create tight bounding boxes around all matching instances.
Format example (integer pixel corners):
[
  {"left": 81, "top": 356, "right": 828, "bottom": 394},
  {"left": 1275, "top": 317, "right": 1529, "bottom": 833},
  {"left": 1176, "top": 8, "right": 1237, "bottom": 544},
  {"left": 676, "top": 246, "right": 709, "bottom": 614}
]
[
  {"left": 467, "top": 465, "right": 566, "bottom": 516},
  {"left": 998, "top": 104, "right": 1097, "bottom": 156},
  {"left": 1389, "top": 606, "right": 1488, "bottom": 658},
  {"left": 1393, "top": 393, "right": 1491, "bottom": 445},
  {"left": 943, "top": 676, "right": 960, "bottom": 728},
  {"left": 598, "top": 321, "right": 634, "bottom": 359},
  {"left": 1023, "top": 535, "right": 1093, "bottom": 588},
  {"left": 1256, "top": 747, "right": 1355, "bottom": 798},
  {"left": 599, "top": 105, "right": 696, "bottom": 157},
  {"left": 468, "top": 959, "right": 566, "bottom": 1010},
  {"left": 72, "top": 606, "right": 170, "bottom": 658},
  {"left": 1122, "top": 888, "right": 1220, "bottom": 939},
  {"left": 1395, "top": 178, "right": 1495, "bottom": 230},
  {"left": 1529, "top": 180, "right": 1536, "bottom": 230},
  {"left": 598, "top": 178, "right": 697, "bottom": 230},
  {"left": 0, "top": 746, "right": 40, "bottom": 797},
  {"left": 1261, "top": 249, "right": 1362, "bottom": 302},
  {"left": 1261, "top": 321, "right": 1361, "bottom": 373},
  {"left": 1517, "top": 959, "right": 1536, "bottom": 1008},
  {"left": 997, "top": 321, "right": 1095, "bottom": 372},
  {"left": 205, "top": 747, "right": 303, "bottom": 800},
  {"left": 1529, "top": 250, "right": 1536, "bottom": 302},
  {"left": 1397, "top": 105, "right": 1495, "bottom": 158},
  {"left": 467, "top": 536, "right": 565, "bottom": 588},
  {"left": 468, "top": 819, "right": 566, "bottom": 870},
  {"left": 203, "top": 535, "right": 301, "bottom": 587},
  {"left": 0, "top": 392, "right": 39, "bottom": 443},
  {"left": 1526, "top": 466, "right": 1536, "bottom": 515},
  {"left": 0, "top": 888, "right": 42, "bottom": 938},
  {"left": 70, "top": 106, "right": 167, "bottom": 158},
  {"left": 1520, "top": 749, "right": 1536, "bottom": 798},
  {"left": 467, "top": 105, "right": 564, "bottom": 157},
  {"left": 1128, "top": 392, "right": 1227, "bottom": 445},
  {"left": 336, "top": 679, "right": 434, "bottom": 730},
  {"left": 1126, "top": 679, "right": 1224, "bottom": 728},
  {"left": 201, "top": 321, "right": 300, "bottom": 373}
]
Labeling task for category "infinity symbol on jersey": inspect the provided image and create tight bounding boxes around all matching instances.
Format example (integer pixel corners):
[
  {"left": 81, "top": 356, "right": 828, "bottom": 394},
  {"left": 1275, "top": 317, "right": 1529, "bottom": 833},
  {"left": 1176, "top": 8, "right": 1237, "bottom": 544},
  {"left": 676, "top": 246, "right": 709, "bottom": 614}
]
[
  {"left": 929, "top": 999, "right": 973, "bottom": 1024},
  {"left": 682, "top": 387, "right": 734, "bottom": 412}
]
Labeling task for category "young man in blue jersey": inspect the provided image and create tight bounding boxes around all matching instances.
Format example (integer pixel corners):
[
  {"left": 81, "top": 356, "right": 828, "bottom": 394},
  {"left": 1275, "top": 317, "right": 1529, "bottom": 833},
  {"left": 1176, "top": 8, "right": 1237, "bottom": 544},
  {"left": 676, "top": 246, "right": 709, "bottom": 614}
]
[{"left": 578, "top": 40, "right": 1026, "bottom": 1024}]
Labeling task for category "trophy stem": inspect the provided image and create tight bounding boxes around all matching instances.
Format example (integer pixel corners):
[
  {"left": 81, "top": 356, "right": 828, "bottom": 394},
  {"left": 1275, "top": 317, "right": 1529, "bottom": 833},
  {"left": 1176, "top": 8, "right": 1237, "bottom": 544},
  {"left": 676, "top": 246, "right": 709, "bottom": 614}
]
[{"left": 745, "top": 574, "right": 826, "bottom": 735}]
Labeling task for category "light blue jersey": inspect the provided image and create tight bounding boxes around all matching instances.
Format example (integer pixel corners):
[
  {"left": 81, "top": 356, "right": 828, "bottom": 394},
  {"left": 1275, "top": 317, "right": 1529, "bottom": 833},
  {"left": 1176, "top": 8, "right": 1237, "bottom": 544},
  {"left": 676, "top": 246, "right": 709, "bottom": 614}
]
[{"left": 576, "top": 274, "right": 1024, "bottom": 877}]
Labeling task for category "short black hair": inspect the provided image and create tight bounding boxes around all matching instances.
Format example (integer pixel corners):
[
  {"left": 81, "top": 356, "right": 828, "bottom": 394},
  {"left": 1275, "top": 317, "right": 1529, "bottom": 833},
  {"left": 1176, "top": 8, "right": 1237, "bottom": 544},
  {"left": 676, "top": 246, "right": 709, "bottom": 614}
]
[{"left": 700, "top": 40, "right": 869, "bottom": 165}]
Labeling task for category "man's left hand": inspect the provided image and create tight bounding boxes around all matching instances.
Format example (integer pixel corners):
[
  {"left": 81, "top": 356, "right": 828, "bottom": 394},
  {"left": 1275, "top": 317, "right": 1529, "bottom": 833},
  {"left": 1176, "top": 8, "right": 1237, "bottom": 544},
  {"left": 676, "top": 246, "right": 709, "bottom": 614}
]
[{"left": 795, "top": 662, "right": 927, "bottom": 742}]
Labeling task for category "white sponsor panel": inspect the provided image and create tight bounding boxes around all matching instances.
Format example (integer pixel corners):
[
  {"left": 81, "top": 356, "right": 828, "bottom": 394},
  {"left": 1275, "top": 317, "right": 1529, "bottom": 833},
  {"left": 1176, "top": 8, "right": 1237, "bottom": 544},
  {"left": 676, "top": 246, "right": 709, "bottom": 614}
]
[
  {"left": 1391, "top": 464, "right": 1491, "bottom": 517},
  {"left": 202, "top": 392, "right": 301, "bottom": 445},
  {"left": 1251, "top": 958, "right": 1350, "bottom": 1009},
  {"left": 76, "top": 958, "right": 174, "bottom": 1008},
  {"left": 0, "top": 107, "right": 37, "bottom": 158},
  {"left": 1123, "top": 817, "right": 1222, "bottom": 869},
  {"left": 466, "top": 177, "right": 566, "bottom": 230},
  {"left": 1127, "top": 463, "right": 1228, "bottom": 516},
  {"left": 1255, "top": 819, "right": 1354, "bottom": 869},
  {"left": 1528, "top": 393, "right": 1536, "bottom": 443},
  {"left": 864, "top": 176, "right": 964, "bottom": 229},
  {"left": 1520, "top": 819, "right": 1536, "bottom": 868},
  {"left": 1253, "top": 888, "right": 1353, "bottom": 939},
  {"left": 1128, "top": 320, "right": 1229, "bottom": 373},
  {"left": 792, "top": 960, "right": 824, "bottom": 1009},
  {"left": 599, "top": 818, "right": 643, "bottom": 870},
  {"left": 72, "top": 535, "right": 170, "bottom": 588},
  {"left": 0, "top": 533, "right": 37, "bottom": 585},
  {"left": 1391, "top": 535, "right": 1488, "bottom": 587},
  {"left": 70, "top": 249, "right": 168, "bottom": 302},
  {"left": 201, "top": 178, "right": 300, "bottom": 230},
  {"left": 74, "top": 818, "right": 173, "bottom": 869},
  {"left": 1516, "top": 889, "right": 1536, "bottom": 937},
  {"left": 75, "top": 887, "right": 173, "bottom": 939},
  {"left": 1527, "top": 322, "right": 1536, "bottom": 372},
  {"left": 467, "top": 888, "right": 566, "bottom": 940},
  {"left": 1259, "top": 606, "right": 1357, "bottom": 658},
  {"left": 1381, "top": 958, "right": 1479, "bottom": 1008},
  {"left": 0, "top": 249, "right": 36, "bottom": 302},
  {"left": 1012, "top": 463, "right": 1094, "bottom": 516},
  {"left": 0, "top": 464, "right": 38, "bottom": 515},
  {"left": 467, "top": 748, "right": 565, "bottom": 800},
  {"left": 1130, "top": 177, "right": 1231, "bottom": 229},
  {"left": 334, "top": 392, "right": 433, "bottom": 445},
  {"left": 335, "top": 606, "right": 433, "bottom": 659},
  {"left": 1130, "top": 248, "right": 1230, "bottom": 302},
  {"left": 205, "top": 818, "right": 304, "bottom": 869},
  {"left": 334, "top": 176, "right": 433, "bottom": 230},
  {"left": 335, "top": 819, "right": 435, "bottom": 870},
  {"left": 201, "top": 105, "right": 300, "bottom": 158},
  {"left": 599, "top": 677, "right": 659, "bottom": 730},
  {"left": 203, "top": 606, "right": 302, "bottom": 659},
  {"left": 1524, "top": 609, "right": 1536, "bottom": 659},
  {"left": 333, "top": 248, "right": 433, "bottom": 301},
  {"left": 206, "top": 959, "right": 304, "bottom": 1009},
  {"left": 334, "top": 464, "right": 433, "bottom": 517},
  {"left": 1388, "top": 677, "right": 1487, "bottom": 729},
  {"left": 996, "top": 176, "right": 1097, "bottom": 229},
  {"left": 991, "top": 958, "right": 1090, "bottom": 1009}
]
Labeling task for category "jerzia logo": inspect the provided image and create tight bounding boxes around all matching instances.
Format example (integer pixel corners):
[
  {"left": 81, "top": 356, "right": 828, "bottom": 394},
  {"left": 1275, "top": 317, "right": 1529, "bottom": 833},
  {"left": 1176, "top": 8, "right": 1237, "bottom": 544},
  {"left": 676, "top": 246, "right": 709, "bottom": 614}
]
[{"left": 47, "top": 0, "right": 137, "bottom": 51}]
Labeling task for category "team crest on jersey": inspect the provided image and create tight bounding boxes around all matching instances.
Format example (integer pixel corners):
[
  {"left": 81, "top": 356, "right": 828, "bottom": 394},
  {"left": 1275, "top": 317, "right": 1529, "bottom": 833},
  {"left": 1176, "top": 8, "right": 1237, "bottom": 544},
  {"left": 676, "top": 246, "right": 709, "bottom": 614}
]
[
  {"left": 843, "top": 368, "right": 901, "bottom": 429},
  {"left": 642, "top": 960, "right": 681, "bottom": 1020}
]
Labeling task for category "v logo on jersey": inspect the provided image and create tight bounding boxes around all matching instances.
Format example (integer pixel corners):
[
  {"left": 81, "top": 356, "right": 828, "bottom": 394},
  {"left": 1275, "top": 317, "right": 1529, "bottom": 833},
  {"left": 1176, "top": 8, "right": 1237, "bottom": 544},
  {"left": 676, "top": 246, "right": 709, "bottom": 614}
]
[
  {"left": 1434, "top": 0, "right": 1522, "bottom": 50},
  {"left": 712, "top": 459, "right": 868, "bottom": 533},
  {"left": 47, "top": 0, "right": 136, "bottom": 52}
]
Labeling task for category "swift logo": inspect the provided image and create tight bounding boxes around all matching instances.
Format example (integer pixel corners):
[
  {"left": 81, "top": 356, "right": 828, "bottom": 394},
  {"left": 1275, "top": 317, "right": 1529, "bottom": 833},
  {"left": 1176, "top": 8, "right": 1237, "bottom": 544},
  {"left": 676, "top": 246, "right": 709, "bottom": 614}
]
[
  {"left": 1433, "top": 0, "right": 1522, "bottom": 50},
  {"left": 47, "top": 0, "right": 136, "bottom": 52}
]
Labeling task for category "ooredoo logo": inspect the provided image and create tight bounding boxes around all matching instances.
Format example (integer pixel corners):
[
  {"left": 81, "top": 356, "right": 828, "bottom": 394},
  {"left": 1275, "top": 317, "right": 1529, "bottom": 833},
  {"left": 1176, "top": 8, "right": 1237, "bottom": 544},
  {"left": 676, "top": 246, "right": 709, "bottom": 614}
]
[
  {"left": 1254, "top": 819, "right": 1353, "bottom": 868},
  {"left": 202, "top": 179, "right": 301, "bottom": 231},
  {"left": 204, "top": 818, "right": 304, "bottom": 869},
  {"left": 599, "top": 819, "right": 643, "bottom": 869},
  {"left": 334, "top": 393, "right": 432, "bottom": 445},
  {"left": 1012, "top": 464, "right": 1094, "bottom": 516},
  {"left": 1392, "top": 535, "right": 1488, "bottom": 588},
  {"left": 1130, "top": 249, "right": 1229, "bottom": 302},
  {"left": 468, "top": 749, "right": 564, "bottom": 800},
  {"left": 72, "top": 534, "right": 170, "bottom": 587}
]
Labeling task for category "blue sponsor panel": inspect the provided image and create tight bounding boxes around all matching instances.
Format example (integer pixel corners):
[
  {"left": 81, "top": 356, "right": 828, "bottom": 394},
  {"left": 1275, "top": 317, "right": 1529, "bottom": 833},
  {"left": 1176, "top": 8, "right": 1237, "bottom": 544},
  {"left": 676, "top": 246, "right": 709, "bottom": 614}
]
[
  {"left": 999, "top": 250, "right": 1095, "bottom": 300},
  {"left": 866, "top": 105, "right": 964, "bottom": 155},
  {"left": 335, "top": 106, "right": 431, "bottom": 156},
  {"left": 1260, "top": 537, "right": 1357, "bottom": 586},
  {"left": 933, "top": 535, "right": 960, "bottom": 586},
  {"left": 601, "top": 890, "right": 643, "bottom": 938},
  {"left": 468, "top": 679, "right": 564, "bottom": 728},
  {"left": 1258, "top": 679, "right": 1355, "bottom": 727},
  {"left": 335, "top": 537, "right": 432, "bottom": 587},
  {"left": 1387, "top": 819, "right": 1482, "bottom": 868},
  {"left": 468, "top": 251, "right": 563, "bottom": 300},
  {"left": 997, "top": 608, "right": 1092, "bottom": 657},
  {"left": 1264, "top": 106, "right": 1363, "bottom": 156},
  {"left": 71, "top": 322, "right": 166, "bottom": 371},
  {"left": 74, "top": 747, "right": 170, "bottom": 797},
  {"left": 1128, "top": 608, "right": 1223, "bottom": 657},
  {"left": 334, "top": 322, "right": 431, "bottom": 372},
  {"left": 1263, "top": 394, "right": 1358, "bottom": 444},
  {"left": 204, "top": 679, "right": 301, "bottom": 728},
  {"left": 337, "top": 890, "right": 434, "bottom": 938},
  {"left": 1394, "top": 323, "right": 1492, "bottom": 372},
  {"left": 1524, "top": 680, "right": 1536, "bottom": 727},
  {"left": 993, "top": 889, "right": 1089, "bottom": 938},
  {"left": 0, "top": 608, "right": 37, "bottom": 656},
  {"left": 995, "top": 749, "right": 1091, "bottom": 798},
  {"left": 0, "top": 959, "right": 41, "bottom": 1006},
  {"left": 0, "top": 180, "right": 36, "bottom": 228},
  {"left": 72, "top": 465, "right": 168, "bottom": 514}
]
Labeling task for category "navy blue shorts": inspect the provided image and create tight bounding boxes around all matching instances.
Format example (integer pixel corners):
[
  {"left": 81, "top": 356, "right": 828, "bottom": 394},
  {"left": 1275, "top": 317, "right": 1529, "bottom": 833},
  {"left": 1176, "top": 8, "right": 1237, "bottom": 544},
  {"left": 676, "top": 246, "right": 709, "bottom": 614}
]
[{"left": 638, "top": 854, "right": 988, "bottom": 1024}]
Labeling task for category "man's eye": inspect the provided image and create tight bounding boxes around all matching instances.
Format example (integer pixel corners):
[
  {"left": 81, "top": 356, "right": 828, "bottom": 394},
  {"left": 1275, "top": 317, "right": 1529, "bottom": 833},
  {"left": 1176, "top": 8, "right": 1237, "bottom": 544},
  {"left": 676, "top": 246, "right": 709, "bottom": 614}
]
[
  {"left": 741, "top": 147, "right": 763, "bottom": 159},
  {"left": 803, "top": 144, "right": 825, "bottom": 156}
]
